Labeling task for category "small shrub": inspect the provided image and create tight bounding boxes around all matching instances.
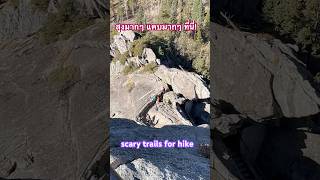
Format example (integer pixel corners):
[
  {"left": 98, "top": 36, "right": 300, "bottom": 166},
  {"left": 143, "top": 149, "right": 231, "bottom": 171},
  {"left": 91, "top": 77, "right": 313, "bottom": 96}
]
[
  {"left": 131, "top": 33, "right": 169, "bottom": 59},
  {"left": 117, "top": 51, "right": 129, "bottom": 65},
  {"left": 122, "top": 62, "right": 138, "bottom": 75},
  {"left": 192, "top": 43, "right": 210, "bottom": 79},
  {"left": 110, "top": 28, "right": 118, "bottom": 40},
  {"left": 192, "top": 56, "right": 209, "bottom": 78},
  {"left": 131, "top": 38, "right": 147, "bottom": 57},
  {"left": 142, "top": 62, "right": 158, "bottom": 73},
  {"left": 126, "top": 79, "right": 135, "bottom": 92},
  {"left": 262, "top": 0, "right": 320, "bottom": 55}
]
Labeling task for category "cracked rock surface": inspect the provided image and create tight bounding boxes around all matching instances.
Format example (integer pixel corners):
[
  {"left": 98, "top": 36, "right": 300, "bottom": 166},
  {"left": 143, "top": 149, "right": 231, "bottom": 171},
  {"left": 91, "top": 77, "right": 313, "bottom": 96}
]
[{"left": 0, "top": 22, "right": 107, "bottom": 179}]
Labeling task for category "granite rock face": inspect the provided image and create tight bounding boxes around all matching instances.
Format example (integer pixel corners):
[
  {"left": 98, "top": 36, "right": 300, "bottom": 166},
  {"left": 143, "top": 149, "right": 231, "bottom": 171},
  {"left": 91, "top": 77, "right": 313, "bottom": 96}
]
[
  {"left": 110, "top": 118, "right": 210, "bottom": 180},
  {"left": 155, "top": 65, "right": 210, "bottom": 100},
  {"left": 110, "top": 73, "right": 168, "bottom": 121},
  {"left": 0, "top": 0, "right": 108, "bottom": 41},
  {"left": 0, "top": 22, "right": 107, "bottom": 179},
  {"left": 109, "top": 27, "right": 211, "bottom": 178},
  {"left": 212, "top": 23, "right": 320, "bottom": 121},
  {"left": 0, "top": 0, "right": 47, "bottom": 41}
]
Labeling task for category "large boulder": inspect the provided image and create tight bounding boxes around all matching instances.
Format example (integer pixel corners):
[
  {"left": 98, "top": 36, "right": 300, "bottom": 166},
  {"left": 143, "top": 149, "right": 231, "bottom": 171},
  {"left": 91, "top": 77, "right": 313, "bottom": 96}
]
[
  {"left": 126, "top": 56, "right": 146, "bottom": 67},
  {"left": 142, "top": 48, "right": 157, "bottom": 64},
  {"left": 110, "top": 73, "right": 168, "bottom": 121},
  {"left": 146, "top": 102, "right": 192, "bottom": 128},
  {"left": 113, "top": 35, "right": 129, "bottom": 54},
  {"left": 110, "top": 118, "right": 210, "bottom": 180},
  {"left": 163, "top": 91, "right": 186, "bottom": 107},
  {"left": 212, "top": 23, "right": 320, "bottom": 120},
  {"left": 110, "top": 60, "right": 125, "bottom": 76},
  {"left": 212, "top": 114, "right": 245, "bottom": 135},
  {"left": 155, "top": 65, "right": 210, "bottom": 100},
  {"left": 120, "top": 30, "right": 136, "bottom": 42}
]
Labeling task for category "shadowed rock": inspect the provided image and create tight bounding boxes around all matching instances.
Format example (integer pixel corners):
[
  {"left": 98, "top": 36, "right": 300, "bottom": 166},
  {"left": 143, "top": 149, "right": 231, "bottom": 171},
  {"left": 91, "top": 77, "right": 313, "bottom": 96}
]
[{"left": 212, "top": 23, "right": 320, "bottom": 121}]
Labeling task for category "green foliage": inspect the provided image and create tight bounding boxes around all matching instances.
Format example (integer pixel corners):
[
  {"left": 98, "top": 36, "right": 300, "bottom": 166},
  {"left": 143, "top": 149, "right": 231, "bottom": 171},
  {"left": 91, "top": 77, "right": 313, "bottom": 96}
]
[
  {"left": 48, "top": 64, "right": 81, "bottom": 89},
  {"left": 158, "top": 0, "right": 171, "bottom": 23},
  {"left": 203, "top": 9, "right": 210, "bottom": 41},
  {"left": 191, "top": 0, "right": 204, "bottom": 42},
  {"left": 142, "top": 62, "right": 158, "bottom": 73},
  {"left": 193, "top": 57, "right": 209, "bottom": 78},
  {"left": 30, "top": 0, "right": 49, "bottom": 12},
  {"left": 40, "top": 0, "right": 93, "bottom": 44},
  {"left": 131, "top": 33, "right": 169, "bottom": 59},
  {"left": 135, "top": 8, "right": 145, "bottom": 24},
  {"left": 117, "top": 51, "right": 130, "bottom": 65},
  {"left": 126, "top": 79, "right": 135, "bottom": 92},
  {"left": 170, "top": 0, "right": 178, "bottom": 23},
  {"left": 192, "top": 44, "right": 209, "bottom": 79},
  {"left": 116, "top": 4, "right": 124, "bottom": 22},
  {"left": 131, "top": 37, "right": 147, "bottom": 57},
  {"left": 176, "top": 32, "right": 200, "bottom": 60},
  {"left": 123, "top": 62, "right": 138, "bottom": 75},
  {"left": 192, "top": 0, "right": 203, "bottom": 24},
  {"left": 110, "top": 28, "right": 118, "bottom": 41},
  {"left": 196, "top": 28, "right": 203, "bottom": 42},
  {"left": 175, "top": 33, "right": 209, "bottom": 78},
  {"left": 128, "top": 0, "right": 135, "bottom": 16},
  {"left": 263, "top": 0, "right": 320, "bottom": 55}
]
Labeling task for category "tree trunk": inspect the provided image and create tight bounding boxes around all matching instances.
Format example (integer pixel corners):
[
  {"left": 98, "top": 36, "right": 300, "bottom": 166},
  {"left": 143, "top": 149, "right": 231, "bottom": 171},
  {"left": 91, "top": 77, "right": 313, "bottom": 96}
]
[{"left": 124, "top": 0, "right": 129, "bottom": 20}]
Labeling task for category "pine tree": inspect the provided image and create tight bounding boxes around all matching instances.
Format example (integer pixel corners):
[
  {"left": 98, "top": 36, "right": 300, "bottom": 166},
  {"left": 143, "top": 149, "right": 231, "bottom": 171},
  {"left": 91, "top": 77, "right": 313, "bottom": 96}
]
[
  {"left": 196, "top": 28, "right": 203, "bottom": 42},
  {"left": 117, "top": 5, "right": 124, "bottom": 22},
  {"left": 159, "top": 0, "right": 171, "bottom": 23},
  {"left": 124, "top": 0, "right": 129, "bottom": 20},
  {"left": 135, "top": 8, "right": 144, "bottom": 24},
  {"left": 191, "top": 0, "right": 203, "bottom": 41},
  {"left": 263, "top": 0, "right": 320, "bottom": 55},
  {"left": 128, "top": 0, "right": 135, "bottom": 16},
  {"left": 192, "top": 0, "right": 202, "bottom": 23},
  {"left": 170, "top": 0, "right": 178, "bottom": 23}
]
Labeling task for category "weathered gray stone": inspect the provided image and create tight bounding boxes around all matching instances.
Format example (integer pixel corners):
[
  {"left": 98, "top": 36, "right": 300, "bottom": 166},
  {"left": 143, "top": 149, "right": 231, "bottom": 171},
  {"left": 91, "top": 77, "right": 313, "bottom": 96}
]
[
  {"left": 126, "top": 56, "right": 147, "bottom": 67},
  {"left": 113, "top": 35, "right": 128, "bottom": 54},
  {"left": 120, "top": 30, "right": 135, "bottom": 42},
  {"left": 146, "top": 102, "right": 192, "bottom": 128},
  {"left": 155, "top": 65, "right": 210, "bottom": 100},
  {"left": 110, "top": 60, "right": 125, "bottom": 75},
  {"left": 0, "top": 0, "right": 47, "bottom": 41},
  {"left": 110, "top": 73, "right": 168, "bottom": 121},
  {"left": 212, "top": 114, "right": 245, "bottom": 135},
  {"left": 0, "top": 22, "right": 107, "bottom": 179},
  {"left": 110, "top": 118, "right": 210, "bottom": 180},
  {"left": 212, "top": 23, "right": 320, "bottom": 120},
  {"left": 142, "top": 48, "right": 157, "bottom": 63},
  {"left": 163, "top": 91, "right": 186, "bottom": 107}
]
